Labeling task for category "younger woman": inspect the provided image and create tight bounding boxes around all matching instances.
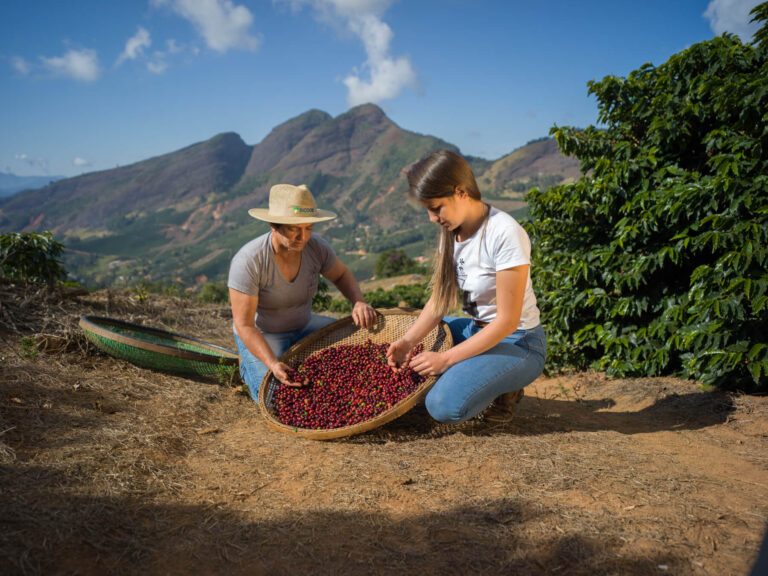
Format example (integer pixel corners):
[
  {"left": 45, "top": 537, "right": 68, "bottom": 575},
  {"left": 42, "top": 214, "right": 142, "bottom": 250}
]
[{"left": 387, "top": 150, "right": 546, "bottom": 423}]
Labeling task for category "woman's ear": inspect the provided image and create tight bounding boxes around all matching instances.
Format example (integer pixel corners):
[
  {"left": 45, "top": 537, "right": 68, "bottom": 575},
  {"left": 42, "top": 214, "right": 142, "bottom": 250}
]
[{"left": 454, "top": 186, "right": 468, "bottom": 199}]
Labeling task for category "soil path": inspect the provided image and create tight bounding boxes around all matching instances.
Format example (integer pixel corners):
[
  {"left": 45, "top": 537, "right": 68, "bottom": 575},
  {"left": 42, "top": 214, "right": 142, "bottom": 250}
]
[
  {"left": 178, "top": 374, "right": 768, "bottom": 576},
  {"left": 1, "top": 289, "right": 767, "bottom": 575}
]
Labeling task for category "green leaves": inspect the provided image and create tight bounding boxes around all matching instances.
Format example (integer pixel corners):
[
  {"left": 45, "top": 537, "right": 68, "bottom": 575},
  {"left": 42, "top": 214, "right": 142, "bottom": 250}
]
[
  {"left": 526, "top": 16, "right": 768, "bottom": 389},
  {"left": 0, "top": 231, "right": 67, "bottom": 288}
]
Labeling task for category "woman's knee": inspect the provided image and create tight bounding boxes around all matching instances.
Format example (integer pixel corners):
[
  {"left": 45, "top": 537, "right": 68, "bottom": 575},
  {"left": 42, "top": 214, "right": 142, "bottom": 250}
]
[{"left": 425, "top": 388, "right": 468, "bottom": 424}]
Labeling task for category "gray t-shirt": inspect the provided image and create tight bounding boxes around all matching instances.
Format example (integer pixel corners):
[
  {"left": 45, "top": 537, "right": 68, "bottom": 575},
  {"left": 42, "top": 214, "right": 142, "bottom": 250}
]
[{"left": 228, "top": 232, "right": 337, "bottom": 333}]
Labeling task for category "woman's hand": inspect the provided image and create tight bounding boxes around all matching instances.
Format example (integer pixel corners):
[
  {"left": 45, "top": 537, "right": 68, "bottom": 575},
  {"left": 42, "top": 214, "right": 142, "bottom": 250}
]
[
  {"left": 352, "top": 301, "right": 377, "bottom": 329},
  {"left": 386, "top": 339, "right": 414, "bottom": 372},
  {"left": 323, "top": 260, "right": 377, "bottom": 329},
  {"left": 270, "top": 361, "right": 307, "bottom": 388},
  {"left": 408, "top": 351, "right": 451, "bottom": 377}
]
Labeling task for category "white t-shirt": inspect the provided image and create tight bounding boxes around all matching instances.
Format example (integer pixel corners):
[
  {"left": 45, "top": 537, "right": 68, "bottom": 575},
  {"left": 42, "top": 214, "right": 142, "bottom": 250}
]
[{"left": 453, "top": 206, "right": 540, "bottom": 330}]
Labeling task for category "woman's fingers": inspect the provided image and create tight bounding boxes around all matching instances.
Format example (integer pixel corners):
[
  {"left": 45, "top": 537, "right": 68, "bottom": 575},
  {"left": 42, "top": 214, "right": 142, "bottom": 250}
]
[
  {"left": 273, "top": 362, "right": 307, "bottom": 387},
  {"left": 386, "top": 342, "right": 412, "bottom": 372},
  {"left": 409, "top": 352, "right": 444, "bottom": 376},
  {"left": 357, "top": 305, "right": 376, "bottom": 328}
]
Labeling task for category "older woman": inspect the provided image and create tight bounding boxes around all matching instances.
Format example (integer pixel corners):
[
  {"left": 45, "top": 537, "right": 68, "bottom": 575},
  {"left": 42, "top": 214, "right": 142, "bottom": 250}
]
[{"left": 228, "top": 183, "right": 376, "bottom": 401}]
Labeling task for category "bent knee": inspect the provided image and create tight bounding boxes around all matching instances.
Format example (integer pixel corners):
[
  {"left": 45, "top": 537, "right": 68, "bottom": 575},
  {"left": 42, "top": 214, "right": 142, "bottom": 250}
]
[{"left": 425, "top": 394, "right": 469, "bottom": 424}]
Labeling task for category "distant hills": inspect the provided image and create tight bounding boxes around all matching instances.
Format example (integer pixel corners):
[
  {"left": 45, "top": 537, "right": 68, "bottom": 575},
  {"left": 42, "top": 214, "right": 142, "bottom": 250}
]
[
  {"left": 0, "top": 173, "right": 64, "bottom": 198},
  {"left": 0, "top": 104, "right": 579, "bottom": 288}
]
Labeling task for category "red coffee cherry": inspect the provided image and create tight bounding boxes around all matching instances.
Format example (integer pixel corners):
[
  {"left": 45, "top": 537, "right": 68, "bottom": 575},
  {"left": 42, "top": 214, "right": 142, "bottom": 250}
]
[{"left": 273, "top": 339, "right": 425, "bottom": 429}]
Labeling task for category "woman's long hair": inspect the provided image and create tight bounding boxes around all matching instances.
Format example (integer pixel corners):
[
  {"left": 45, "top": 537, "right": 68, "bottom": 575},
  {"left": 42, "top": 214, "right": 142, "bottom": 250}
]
[{"left": 406, "top": 150, "right": 482, "bottom": 316}]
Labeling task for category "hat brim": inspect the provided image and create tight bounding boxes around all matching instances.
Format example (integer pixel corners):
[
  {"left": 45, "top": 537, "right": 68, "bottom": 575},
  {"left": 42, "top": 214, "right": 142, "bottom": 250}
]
[{"left": 247, "top": 208, "right": 338, "bottom": 224}]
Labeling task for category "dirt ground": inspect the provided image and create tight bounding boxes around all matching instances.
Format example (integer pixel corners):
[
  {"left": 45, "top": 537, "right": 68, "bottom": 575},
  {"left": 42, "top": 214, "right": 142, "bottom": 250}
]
[{"left": 1, "top": 282, "right": 767, "bottom": 575}]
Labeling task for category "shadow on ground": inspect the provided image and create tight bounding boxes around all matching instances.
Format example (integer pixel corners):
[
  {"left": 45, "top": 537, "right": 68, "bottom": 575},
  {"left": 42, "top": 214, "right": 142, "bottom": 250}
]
[
  {"left": 347, "top": 387, "right": 735, "bottom": 443},
  {"left": 0, "top": 467, "right": 688, "bottom": 576}
]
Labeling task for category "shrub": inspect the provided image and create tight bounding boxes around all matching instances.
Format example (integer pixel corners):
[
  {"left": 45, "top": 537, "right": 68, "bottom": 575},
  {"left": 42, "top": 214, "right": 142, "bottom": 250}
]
[
  {"left": 198, "top": 282, "right": 229, "bottom": 304},
  {"left": 0, "top": 231, "right": 67, "bottom": 288},
  {"left": 312, "top": 277, "right": 333, "bottom": 311},
  {"left": 526, "top": 7, "right": 768, "bottom": 389},
  {"left": 314, "top": 282, "right": 431, "bottom": 313},
  {"left": 328, "top": 299, "right": 352, "bottom": 314},
  {"left": 365, "top": 283, "right": 430, "bottom": 309},
  {"left": 374, "top": 249, "right": 425, "bottom": 278}
]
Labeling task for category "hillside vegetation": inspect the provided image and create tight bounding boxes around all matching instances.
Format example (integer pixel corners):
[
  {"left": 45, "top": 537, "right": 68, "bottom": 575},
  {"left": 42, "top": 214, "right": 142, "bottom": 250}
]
[{"left": 0, "top": 105, "right": 578, "bottom": 288}]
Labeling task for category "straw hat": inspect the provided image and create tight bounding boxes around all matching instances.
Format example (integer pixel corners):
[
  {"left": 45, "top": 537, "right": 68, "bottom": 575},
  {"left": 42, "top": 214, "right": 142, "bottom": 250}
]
[{"left": 248, "top": 184, "right": 337, "bottom": 224}]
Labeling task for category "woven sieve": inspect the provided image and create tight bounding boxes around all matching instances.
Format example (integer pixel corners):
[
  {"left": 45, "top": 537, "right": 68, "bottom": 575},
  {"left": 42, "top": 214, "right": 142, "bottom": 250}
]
[
  {"left": 258, "top": 308, "right": 452, "bottom": 440},
  {"left": 79, "top": 315, "right": 239, "bottom": 376}
]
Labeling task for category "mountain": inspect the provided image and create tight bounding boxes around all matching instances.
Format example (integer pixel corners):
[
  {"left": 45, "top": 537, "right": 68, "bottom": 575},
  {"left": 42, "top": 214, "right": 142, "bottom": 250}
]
[
  {"left": 482, "top": 137, "right": 581, "bottom": 190},
  {"left": 0, "top": 133, "right": 251, "bottom": 234},
  {"left": 243, "top": 109, "right": 332, "bottom": 177},
  {"left": 0, "top": 104, "right": 578, "bottom": 287},
  {"left": 0, "top": 173, "right": 65, "bottom": 198}
]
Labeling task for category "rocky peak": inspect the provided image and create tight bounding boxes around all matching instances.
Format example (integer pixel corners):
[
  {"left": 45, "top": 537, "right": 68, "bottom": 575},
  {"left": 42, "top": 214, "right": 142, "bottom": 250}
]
[{"left": 244, "top": 109, "right": 332, "bottom": 176}]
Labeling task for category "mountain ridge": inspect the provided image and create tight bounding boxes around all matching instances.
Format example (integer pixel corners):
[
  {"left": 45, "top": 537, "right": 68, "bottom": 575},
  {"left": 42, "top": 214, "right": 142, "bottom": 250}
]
[{"left": 0, "top": 104, "right": 579, "bottom": 287}]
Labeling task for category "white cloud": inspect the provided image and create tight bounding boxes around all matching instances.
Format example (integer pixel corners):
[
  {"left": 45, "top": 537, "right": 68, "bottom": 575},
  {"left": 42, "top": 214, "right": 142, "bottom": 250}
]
[
  {"left": 147, "top": 58, "right": 169, "bottom": 74},
  {"left": 704, "top": 0, "right": 761, "bottom": 41},
  {"left": 40, "top": 48, "right": 100, "bottom": 82},
  {"left": 146, "top": 39, "right": 185, "bottom": 74},
  {"left": 10, "top": 56, "right": 30, "bottom": 75},
  {"left": 166, "top": 39, "right": 184, "bottom": 54},
  {"left": 16, "top": 154, "right": 49, "bottom": 171},
  {"left": 73, "top": 157, "right": 91, "bottom": 168},
  {"left": 154, "top": 0, "right": 260, "bottom": 52},
  {"left": 116, "top": 27, "right": 152, "bottom": 66},
  {"left": 279, "top": 0, "right": 417, "bottom": 106}
]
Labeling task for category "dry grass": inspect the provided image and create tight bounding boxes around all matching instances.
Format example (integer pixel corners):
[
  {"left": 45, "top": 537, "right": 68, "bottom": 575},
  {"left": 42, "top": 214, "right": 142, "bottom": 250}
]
[{"left": 1, "top": 279, "right": 767, "bottom": 575}]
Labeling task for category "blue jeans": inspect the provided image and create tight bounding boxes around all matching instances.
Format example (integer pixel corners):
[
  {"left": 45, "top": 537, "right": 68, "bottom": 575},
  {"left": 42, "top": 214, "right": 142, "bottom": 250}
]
[
  {"left": 424, "top": 317, "right": 547, "bottom": 424},
  {"left": 233, "top": 314, "right": 337, "bottom": 402}
]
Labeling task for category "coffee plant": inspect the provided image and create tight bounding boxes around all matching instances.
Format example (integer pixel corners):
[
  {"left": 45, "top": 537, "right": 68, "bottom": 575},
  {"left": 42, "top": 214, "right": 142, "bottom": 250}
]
[
  {"left": 312, "top": 282, "right": 431, "bottom": 314},
  {"left": 526, "top": 4, "right": 768, "bottom": 389},
  {"left": 311, "top": 277, "right": 333, "bottom": 311},
  {"left": 0, "top": 231, "right": 67, "bottom": 288},
  {"left": 365, "top": 283, "right": 430, "bottom": 309}
]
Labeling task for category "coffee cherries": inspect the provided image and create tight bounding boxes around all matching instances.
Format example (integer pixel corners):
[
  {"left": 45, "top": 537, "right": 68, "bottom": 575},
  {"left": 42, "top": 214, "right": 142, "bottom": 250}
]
[{"left": 273, "top": 339, "right": 425, "bottom": 429}]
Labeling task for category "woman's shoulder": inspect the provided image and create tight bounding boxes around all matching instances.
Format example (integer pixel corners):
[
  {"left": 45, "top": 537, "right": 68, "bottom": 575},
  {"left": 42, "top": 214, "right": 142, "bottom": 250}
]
[
  {"left": 486, "top": 206, "right": 530, "bottom": 246},
  {"left": 233, "top": 232, "right": 271, "bottom": 262},
  {"left": 487, "top": 206, "right": 522, "bottom": 231},
  {"left": 488, "top": 204, "right": 514, "bottom": 221}
]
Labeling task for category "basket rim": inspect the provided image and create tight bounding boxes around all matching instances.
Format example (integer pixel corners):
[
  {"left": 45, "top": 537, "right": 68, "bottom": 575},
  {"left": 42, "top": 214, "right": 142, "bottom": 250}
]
[
  {"left": 79, "top": 314, "right": 239, "bottom": 365},
  {"left": 257, "top": 307, "right": 452, "bottom": 440}
]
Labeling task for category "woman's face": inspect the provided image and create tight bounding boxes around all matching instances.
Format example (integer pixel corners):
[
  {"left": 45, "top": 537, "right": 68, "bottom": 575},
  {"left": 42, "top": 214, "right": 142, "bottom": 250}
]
[
  {"left": 272, "top": 223, "right": 314, "bottom": 252},
  {"left": 420, "top": 189, "right": 466, "bottom": 231}
]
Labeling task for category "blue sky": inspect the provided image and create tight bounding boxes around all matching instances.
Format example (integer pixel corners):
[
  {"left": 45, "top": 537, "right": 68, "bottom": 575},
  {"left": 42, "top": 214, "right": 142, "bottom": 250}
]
[{"left": 1, "top": 0, "right": 762, "bottom": 177}]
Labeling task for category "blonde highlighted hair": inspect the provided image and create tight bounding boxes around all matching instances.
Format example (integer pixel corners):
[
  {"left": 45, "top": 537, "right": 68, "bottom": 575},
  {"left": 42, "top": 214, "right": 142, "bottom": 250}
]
[{"left": 406, "top": 150, "right": 482, "bottom": 316}]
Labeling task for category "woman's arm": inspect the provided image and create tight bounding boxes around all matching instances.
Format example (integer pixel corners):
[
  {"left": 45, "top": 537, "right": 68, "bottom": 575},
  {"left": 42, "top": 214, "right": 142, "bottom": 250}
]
[
  {"left": 229, "top": 287, "right": 303, "bottom": 387},
  {"left": 322, "top": 258, "right": 376, "bottom": 329},
  {"left": 407, "top": 265, "right": 528, "bottom": 376}
]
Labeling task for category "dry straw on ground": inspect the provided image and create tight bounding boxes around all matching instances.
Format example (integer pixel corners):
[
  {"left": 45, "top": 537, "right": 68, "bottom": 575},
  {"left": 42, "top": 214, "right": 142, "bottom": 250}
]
[{"left": 1, "top": 279, "right": 767, "bottom": 575}]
